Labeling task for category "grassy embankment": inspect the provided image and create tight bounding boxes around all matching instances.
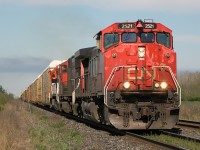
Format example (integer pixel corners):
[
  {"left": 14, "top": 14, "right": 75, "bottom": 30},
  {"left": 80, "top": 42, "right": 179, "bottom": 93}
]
[
  {"left": 178, "top": 71, "right": 200, "bottom": 121},
  {"left": 0, "top": 92, "right": 8, "bottom": 111},
  {"left": 178, "top": 71, "right": 200, "bottom": 101},
  {"left": 179, "top": 101, "right": 200, "bottom": 121},
  {"left": 27, "top": 106, "right": 84, "bottom": 150},
  {"left": 0, "top": 100, "right": 84, "bottom": 150},
  {"left": 0, "top": 87, "right": 19, "bottom": 150},
  {"left": 0, "top": 85, "right": 84, "bottom": 150}
]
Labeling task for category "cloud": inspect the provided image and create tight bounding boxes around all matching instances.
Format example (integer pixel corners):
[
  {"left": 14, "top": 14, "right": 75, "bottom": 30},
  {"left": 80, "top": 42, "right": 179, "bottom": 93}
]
[
  {"left": 0, "top": 72, "right": 39, "bottom": 96},
  {"left": 1, "top": 0, "right": 200, "bottom": 13},
  {"left": 0, "top": 57, "right": 52, "bottom": 96},
  {"left": 0, "top": 57, "right": 52, "bottom": 73}
]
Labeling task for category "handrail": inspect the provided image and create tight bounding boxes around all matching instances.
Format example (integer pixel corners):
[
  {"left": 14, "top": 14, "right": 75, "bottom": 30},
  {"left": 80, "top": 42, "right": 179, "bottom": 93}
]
[
  {"left": 104, "top": 65, "right": 181, "bottom": 107},
  {"left": 152, "top": 66, "right": 181, "bottom": 106},
  {"left": 104, "top": 66, "right": 133, "bottom": 106}
]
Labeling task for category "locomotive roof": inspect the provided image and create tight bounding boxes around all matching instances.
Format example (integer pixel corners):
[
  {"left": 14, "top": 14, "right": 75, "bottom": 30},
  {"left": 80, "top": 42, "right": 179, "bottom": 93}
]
[
  {"left": 75, "top": 46, "right": 96, "bottom": 59},
  {"left": 98, "top": 20, "right": 172, "bottom": 33}
]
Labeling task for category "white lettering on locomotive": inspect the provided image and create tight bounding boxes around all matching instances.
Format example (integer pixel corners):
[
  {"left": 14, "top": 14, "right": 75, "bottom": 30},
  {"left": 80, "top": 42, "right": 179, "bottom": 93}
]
[{"left": 127, "top": 67, "right": 156, "bottom": 80}]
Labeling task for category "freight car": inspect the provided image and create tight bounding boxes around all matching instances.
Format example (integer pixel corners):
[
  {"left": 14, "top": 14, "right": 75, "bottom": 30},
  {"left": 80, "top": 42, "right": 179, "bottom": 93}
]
[
  {"left": 21, "top": 19, "right": 181, "bottom": 130},
  {"left": 21, "top": 60, "right": 62, "bottom": 104}
]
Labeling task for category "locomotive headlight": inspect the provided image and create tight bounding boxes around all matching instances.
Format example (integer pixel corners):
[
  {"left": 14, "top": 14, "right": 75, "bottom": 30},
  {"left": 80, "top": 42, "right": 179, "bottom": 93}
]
[
  {"left": 154, "top": 83, "right": 160, "bottom": 88},
  {"left": 138, "top": 47, "right": 145, "bottom": 58},
  {"left": 160, "top": 82, "right": 168, "bottom": 89},
  {"left": 123, "top": 82, "right": 130, "bottom": 89}
]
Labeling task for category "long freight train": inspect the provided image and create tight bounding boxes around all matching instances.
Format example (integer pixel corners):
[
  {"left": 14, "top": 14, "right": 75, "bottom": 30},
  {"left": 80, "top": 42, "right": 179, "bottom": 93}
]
[{"left": 21, "top": 20, "right": 181, "bottom": 130}]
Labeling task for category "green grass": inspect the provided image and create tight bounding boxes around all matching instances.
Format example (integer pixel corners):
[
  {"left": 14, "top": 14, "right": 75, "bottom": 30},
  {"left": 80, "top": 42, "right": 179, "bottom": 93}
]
[
  {"left": 29, "top": 125, "right": 83, "bottom": 150},
  {"left": 0, "top": 87, "right": 14, "bottom": 111},
  {"left": 28, "top": 110, "right": 84, "bottom": 150},
  {"left": 147, "top": 134, "right": 200, "bottom": 150},
  {"left": 181, "top": 100, "right": 200, "bottom": 105},
  {"left": 50, "top": 120, "right": 65, "bottom": 128},
  {"left": 179, "top": 101, "right": 200, "bottom": 121},
  {"left": 39, "top": 115, "right": 50, "bottom": 121},
  {"left": 0, "top": 93, "right": 7, "bottom": 111}
]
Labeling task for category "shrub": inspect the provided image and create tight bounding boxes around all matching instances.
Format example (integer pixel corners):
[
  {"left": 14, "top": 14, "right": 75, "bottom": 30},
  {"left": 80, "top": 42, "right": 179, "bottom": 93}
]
[{"left": 178, "top": 71, "right": 200, "bottom": 101}]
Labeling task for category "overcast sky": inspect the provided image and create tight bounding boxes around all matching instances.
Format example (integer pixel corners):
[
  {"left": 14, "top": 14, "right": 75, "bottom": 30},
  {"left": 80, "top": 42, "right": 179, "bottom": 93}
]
[{"left": 0, "top": 0, "right": 200, "bottom": 96}]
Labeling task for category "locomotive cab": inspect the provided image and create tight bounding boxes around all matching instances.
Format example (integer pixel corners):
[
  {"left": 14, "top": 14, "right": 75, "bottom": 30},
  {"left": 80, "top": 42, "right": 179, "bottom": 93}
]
[{"left": 100, "top": 20, "right": 181, "bottom": 129}]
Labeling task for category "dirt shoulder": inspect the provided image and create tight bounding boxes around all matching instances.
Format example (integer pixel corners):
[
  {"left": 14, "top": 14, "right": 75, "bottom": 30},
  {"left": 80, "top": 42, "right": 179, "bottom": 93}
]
[{"left": 0, "top": 100, "right": 32, "bottom": 150}]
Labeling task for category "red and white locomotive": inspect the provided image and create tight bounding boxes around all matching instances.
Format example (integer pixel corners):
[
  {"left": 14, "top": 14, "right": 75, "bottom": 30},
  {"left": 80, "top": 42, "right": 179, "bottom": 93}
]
[{"left": 21, "top": 19, "right": 181, "bottom": 130}]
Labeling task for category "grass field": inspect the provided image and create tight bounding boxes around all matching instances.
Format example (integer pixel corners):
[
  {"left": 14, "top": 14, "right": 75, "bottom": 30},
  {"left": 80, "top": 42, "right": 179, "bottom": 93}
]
[
  {"left": 0, "top": 100, "right": 84, "bottom": 150},
  {"left": 0, "top": 93, "right": 7, "bottom": 111},
  {"left": 179, "top": 101, "right": 200, "bottom": 121},
  {"left": 27, "top": 108, "right": 84, "bottom": 150}
]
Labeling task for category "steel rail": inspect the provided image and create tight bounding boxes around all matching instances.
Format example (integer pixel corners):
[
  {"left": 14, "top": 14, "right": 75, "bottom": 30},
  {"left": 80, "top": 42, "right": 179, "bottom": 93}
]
[
  {"left": 126, "top": 132, "right": 186, "bottom": 150},
  {"left": 160, "top": 130, "right": 200, "bottom": 143},
  {"left": 179, "top": 119, "right": 200, "bottom": 125},
  {"left": 177, "top": 120, "right": 200, "bottom": 129}
]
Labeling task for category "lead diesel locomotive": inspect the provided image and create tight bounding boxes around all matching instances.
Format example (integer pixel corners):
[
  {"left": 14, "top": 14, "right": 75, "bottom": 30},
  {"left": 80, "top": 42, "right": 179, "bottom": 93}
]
[{"left": 21, "top": 20, "right": 181, "bottom": 130}]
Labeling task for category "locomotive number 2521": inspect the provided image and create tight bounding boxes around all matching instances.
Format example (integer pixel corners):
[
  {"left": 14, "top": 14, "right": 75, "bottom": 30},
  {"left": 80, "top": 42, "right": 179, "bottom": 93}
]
[{"left": 118, "top": 23, "right": 135, "bottom": 29}]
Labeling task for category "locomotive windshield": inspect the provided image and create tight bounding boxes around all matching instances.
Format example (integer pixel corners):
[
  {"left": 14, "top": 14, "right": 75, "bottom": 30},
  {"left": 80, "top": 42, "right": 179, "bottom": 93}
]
[
  {"left": 141, "top": 32, "right": 154, "bottom": 43},
  {"left": 104, "top": 33, "right": 119, "bottom": 49},
  {"left": 157, "top": 32, "right": 170, "bottom": 48},
  {"left": 103, "top": 30, "right": 171, "bottom": 49},
  {"left": 122, "top": 32, "right": 137, "bottom": 43}
]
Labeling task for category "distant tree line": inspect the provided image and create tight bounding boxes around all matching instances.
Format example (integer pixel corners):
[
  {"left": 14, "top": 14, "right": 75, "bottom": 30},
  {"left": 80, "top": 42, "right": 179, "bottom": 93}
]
[
  {"left": 178, "top": 71, "right": 200, "bottom": 101},
  {"left": 0, "top": 85, "right": 7, "bottom": 94},
  {"left": 0, "top": 85, "right": 14, "bottom": 110}
]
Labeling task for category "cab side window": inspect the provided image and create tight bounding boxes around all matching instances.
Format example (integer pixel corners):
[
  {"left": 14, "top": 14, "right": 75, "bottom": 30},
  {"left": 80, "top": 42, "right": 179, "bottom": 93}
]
[
  {"left": 157, "top": 32, "right": 170, "bottom": 48},
  {"left": 104, "top": 33, "right": 119, "bottom": 49}
]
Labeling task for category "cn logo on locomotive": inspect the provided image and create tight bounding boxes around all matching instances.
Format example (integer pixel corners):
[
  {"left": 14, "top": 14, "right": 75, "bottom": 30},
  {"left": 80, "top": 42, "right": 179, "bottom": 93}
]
[{"left": 127, "top": 67, "right": 153, "bottom": 80}]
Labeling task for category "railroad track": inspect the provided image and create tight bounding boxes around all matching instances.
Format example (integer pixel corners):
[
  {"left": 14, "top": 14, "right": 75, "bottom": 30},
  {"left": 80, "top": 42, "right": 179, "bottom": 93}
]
[
  {"left": 126, "top": 131, "right": 185, "bottom": 150},
  {"left": 177, "top": 119, "right": 200, "bottom": 129},
  {"left": 160, "top": 130, "right": 200, "bottom": 143}
]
